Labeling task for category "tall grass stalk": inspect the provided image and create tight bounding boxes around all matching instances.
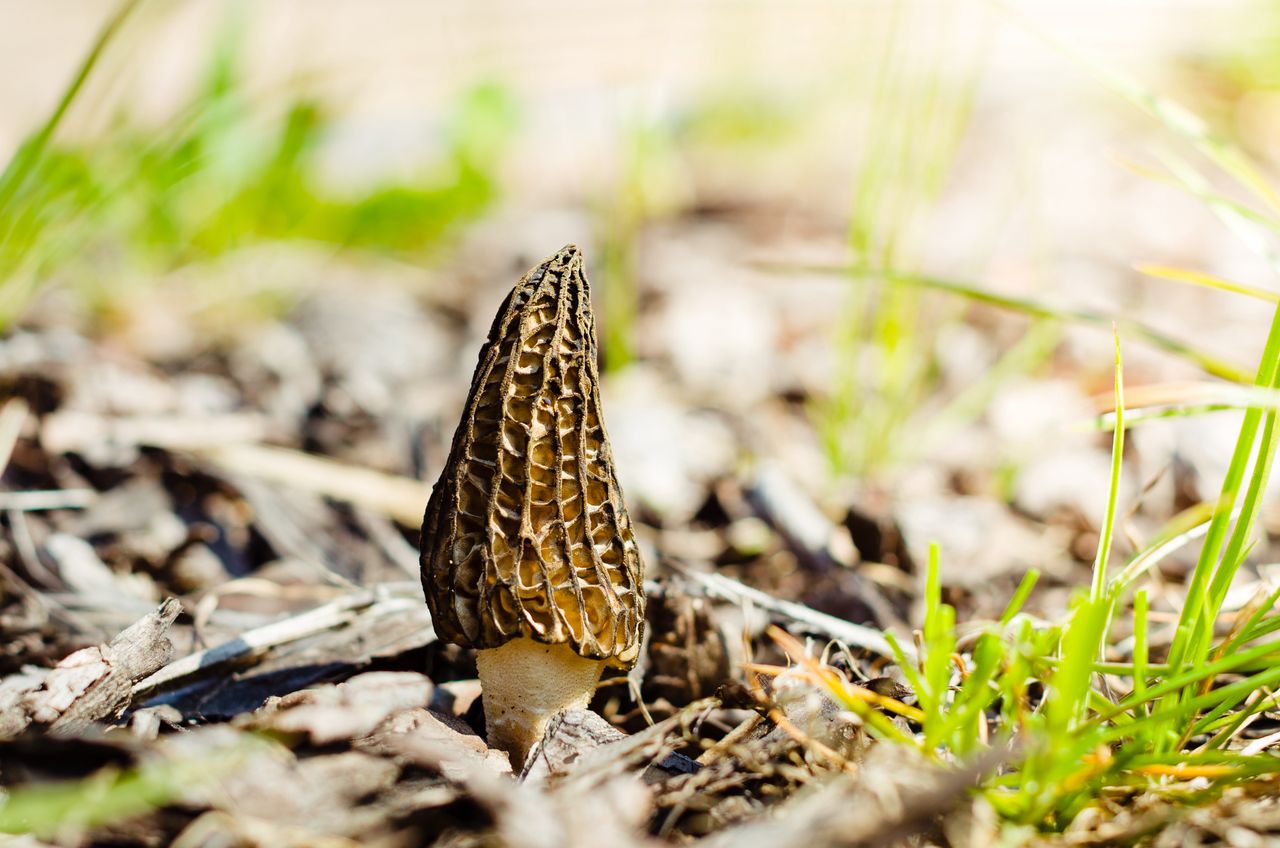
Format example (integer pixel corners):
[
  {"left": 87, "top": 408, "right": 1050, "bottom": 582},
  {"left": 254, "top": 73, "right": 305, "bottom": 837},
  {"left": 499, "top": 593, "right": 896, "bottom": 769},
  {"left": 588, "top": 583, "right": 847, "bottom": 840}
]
[
  {"left": 820, "top": 0, "right": 987, "bottom": 478},
  {"left": 0, "top": 4, "right": 516, "bottom": 331},
  {"left": 0, "top": 0, "right": 142, "bottom": 325},
  {"left": 795, "top": 12, "right": 1280, "bottom": 830},
  {"left": 1090, "top": 333, "right": 1124, "bottom": 601}
]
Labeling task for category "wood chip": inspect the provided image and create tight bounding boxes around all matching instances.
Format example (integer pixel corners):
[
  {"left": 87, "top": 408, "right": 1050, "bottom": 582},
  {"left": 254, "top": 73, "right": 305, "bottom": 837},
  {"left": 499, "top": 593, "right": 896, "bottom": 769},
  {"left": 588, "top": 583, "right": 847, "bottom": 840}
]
[
  {"left": 673, "top": 565, "right": 912, "bottom": 662},
  {"left": 254, "top": 671, "right": 434, "bottom": 745},
  {"left": 13, "top": 599, "right": 182, "bottom": 738},
  {"left": 132, "top": 583, "right": 428, "bottom": 701}
]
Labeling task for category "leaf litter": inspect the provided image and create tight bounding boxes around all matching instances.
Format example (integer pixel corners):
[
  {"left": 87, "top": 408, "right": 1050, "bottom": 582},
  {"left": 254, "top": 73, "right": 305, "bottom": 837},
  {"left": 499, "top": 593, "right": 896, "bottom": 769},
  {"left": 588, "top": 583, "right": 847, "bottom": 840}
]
[{"left": 0, "top": 229, "right": 1278, "bottom": 847}]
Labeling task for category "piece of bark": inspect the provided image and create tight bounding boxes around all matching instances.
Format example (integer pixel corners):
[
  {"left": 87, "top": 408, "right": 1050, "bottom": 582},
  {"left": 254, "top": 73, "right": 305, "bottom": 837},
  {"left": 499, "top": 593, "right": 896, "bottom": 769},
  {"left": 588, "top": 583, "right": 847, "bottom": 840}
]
[
  {"left": 525, "top": 708, "right": 705, "bottom": 784},
  {"left": 522, "top": 709, "right": 629, "bottom": 781},
  {"left": 183, "top": 746, "right": 402, "bottom": 840},
  {"left": 250, "top": 671, "right": 433, "bottom": 745},
  {"left": 0, "top": 669, "right": 49, "bottom": 738},
  {"left": 388, "top": 726, "right": 648, "bottom": 848},
  {"left": 16, "top": 599, "right": 182, "bottom": 737},
  {"left": 368, "top": 706, "right": 512, "bottom": 779},
  {"left": 132, "top": 584, "right": 425, "bottom": 700}
]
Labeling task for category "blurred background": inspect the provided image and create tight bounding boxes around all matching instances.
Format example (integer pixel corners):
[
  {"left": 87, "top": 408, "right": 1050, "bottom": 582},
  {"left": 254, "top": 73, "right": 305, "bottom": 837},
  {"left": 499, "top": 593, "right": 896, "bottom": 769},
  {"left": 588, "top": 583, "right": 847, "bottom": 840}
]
[
  {"left": 3, "top": 0, "right": 1280, "bottom": 649},
  {"left": 10, "top": 4, "right": 1280, "bottom": 840}
]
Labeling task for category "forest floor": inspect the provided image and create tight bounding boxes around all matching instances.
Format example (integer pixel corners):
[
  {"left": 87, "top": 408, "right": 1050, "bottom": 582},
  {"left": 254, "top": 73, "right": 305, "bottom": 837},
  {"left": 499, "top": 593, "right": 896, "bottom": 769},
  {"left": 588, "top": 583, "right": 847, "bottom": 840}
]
[
  {"left": 1, "top": 213, "right": 1279, "bottom": 846},
  {"left": 3, "top": 2, "right": 1280, "bottom": 845}
]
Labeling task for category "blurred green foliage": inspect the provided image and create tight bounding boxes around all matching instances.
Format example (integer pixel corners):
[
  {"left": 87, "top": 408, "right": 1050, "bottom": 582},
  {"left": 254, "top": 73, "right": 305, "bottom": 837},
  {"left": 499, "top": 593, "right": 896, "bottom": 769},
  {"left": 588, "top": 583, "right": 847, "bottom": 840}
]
[
  {"left": 677, "top": 88, "right": 801, "bottom": 149},
  {"left": 596, "top": 118, "right": 683, "bottom": 371},
  {"left": 595, "top": 89, "right": 801, "bottom": 372},
  {"left": 0, "top": 4, "right": 517, "bottom": 329},
  {"left": 0, "top": 737, "right": 267, "bottom": 839},
  {"left": 817, "top": 2, "right": 994, "bottom": 480},
  {"left": 1187, "top": 2, "right": 1280, "bottom": 92}
]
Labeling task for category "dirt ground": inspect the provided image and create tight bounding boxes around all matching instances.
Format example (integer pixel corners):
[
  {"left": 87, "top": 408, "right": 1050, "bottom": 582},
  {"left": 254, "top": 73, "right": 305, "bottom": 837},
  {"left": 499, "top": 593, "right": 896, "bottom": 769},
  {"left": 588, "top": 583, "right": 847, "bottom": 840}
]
[{"left": 2, "top": 2, "right": 1280, "bottom": 846}]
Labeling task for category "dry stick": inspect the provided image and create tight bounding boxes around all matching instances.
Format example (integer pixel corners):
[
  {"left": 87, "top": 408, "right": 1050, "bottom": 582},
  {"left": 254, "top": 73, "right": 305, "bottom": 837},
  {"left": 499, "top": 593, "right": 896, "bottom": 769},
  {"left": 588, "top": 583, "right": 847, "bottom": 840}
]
[
  {"left": 44, "top": 599, "right": 183, "bottom": 736},
  {"left": 700, "top": 744, "right": 1007, "bottom": 848},
  {"left": 203, "top": 443, "right": 431, "bottom": 527},
  {"left": 0, "top": 600, "right": 183, "bottom": 740},
  {"left": 696, "top": 712, "right": 764, "bottom": 765},
  {"left": 49, "top": 591, "right": 270, "bottom": 630},
  {"left": 227, "top": 474, "right": 360, "bottom": 589},
  {"left": 40, "top": 412, "right": 272, "bottom": 455},
  {"left": 0, "top": 556, "right": 82, "bottom": 631},
  {"left": 131, "top": 582, "right": 425, "bottom": 700},
  {"left": 0, "top": 398, "right": 28, "bottom": 476},
  {"left": 1242, "top": 728, "right": 1280, "bottom": 756},
  {"left": 0, "top": 489, "right": 96, "bottom": 511},
  {"left": 672, "top": 563, "right": 913, "bottom": 663},
  {"left": 39, "top": 413, "right": 426, "bottom": 525},
  {"left": 4, "top": 506, "right": 58, "bottom": 588},
  {"left": 746, "top": 463, "right": 856, "bottom": 572}
]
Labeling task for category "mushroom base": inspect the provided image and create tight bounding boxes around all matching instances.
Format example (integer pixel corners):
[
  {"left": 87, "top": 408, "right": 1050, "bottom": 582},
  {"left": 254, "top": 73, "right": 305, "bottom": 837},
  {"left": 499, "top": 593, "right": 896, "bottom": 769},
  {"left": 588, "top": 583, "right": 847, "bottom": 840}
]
[{"left": 476, "top": 637, "right": 604, "bottom": 768}]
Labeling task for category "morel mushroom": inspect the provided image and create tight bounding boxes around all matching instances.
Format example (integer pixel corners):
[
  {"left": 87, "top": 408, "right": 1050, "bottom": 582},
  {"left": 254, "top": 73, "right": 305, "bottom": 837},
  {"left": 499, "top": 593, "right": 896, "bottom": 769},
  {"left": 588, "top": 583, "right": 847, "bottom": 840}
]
[{"left": 420, "top": 244, "right": 645, "bottom": 766}]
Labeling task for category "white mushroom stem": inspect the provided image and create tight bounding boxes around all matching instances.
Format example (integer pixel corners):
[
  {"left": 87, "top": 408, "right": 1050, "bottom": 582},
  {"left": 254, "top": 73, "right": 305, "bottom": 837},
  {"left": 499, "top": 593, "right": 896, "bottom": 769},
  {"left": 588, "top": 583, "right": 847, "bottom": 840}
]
[{"left": 475, "top": 637, "right": 604, "bottom": 767}]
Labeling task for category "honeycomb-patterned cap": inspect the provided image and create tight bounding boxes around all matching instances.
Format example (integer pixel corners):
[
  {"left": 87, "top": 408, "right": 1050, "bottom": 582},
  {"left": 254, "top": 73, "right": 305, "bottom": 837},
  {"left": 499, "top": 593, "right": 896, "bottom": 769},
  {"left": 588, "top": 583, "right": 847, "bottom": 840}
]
[{"left": 420, "top": 245, "right": 645, "bottom": 667}]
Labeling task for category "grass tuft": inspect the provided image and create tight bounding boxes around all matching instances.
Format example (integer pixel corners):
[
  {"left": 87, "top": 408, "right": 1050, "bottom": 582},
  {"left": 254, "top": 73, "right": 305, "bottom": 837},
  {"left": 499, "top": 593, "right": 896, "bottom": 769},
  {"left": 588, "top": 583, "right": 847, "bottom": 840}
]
[
  {"left": 792, "top": 12, "right": 1280, "bottom": 831},
  {"left": 0, "top": 2, "right": 517, "bottom": 331}
]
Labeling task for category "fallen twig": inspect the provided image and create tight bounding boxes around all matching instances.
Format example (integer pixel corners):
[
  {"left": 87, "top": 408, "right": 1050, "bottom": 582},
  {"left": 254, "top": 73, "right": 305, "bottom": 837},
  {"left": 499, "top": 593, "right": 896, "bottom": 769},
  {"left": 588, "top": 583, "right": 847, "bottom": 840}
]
[
  {"left": 0, "top": 397, "right": 28, "bottom": 476},
  {"left": 673, "top": 565, "right": 912, "bottom": 663},
  {"left": 0, "top": 489, "right": 96, "bottom": 511},
  {"left": 202, "top": 443, "right": 431, "bottom": 527},
  {"left": 1, "top": 599, "right": 182, "bottom": 739},
  {"left": 40, "top": 411, "right": 273, "bottom": 455},
  {"left": 131, "top": 582, "right": 426, "bottom": 700}
]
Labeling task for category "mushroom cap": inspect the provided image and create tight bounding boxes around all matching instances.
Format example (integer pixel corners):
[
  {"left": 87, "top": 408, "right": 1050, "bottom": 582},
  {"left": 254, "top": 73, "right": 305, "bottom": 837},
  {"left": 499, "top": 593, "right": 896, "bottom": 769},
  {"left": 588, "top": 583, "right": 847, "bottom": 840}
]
[{"left": 420, "top": 245, "right": 645, "bottom": 667}]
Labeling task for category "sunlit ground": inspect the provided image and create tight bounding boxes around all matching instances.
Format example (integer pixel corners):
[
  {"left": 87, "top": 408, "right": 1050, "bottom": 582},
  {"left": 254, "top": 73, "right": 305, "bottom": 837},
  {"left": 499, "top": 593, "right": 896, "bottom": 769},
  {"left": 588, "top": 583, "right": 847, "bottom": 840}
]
[{"left": 4, "top": 1, "right": 1280, "bottom": 843}]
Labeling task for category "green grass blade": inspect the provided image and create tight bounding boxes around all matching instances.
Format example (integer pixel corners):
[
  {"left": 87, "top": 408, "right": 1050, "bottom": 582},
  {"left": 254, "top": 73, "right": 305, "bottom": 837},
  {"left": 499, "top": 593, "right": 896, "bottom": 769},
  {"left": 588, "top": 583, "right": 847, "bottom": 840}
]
[
  {"left": 1048, "top": 595, "right": 1112, "bottom": 735},
  {"left": 1169, "top": 302, "right": 1280, "bottom": 678},
  {"left": 1133, "top": 589, "right": 1149, "bottom": 717},
  {"left": 1000, "top": 569, "right": 1041, "bottom": 627},
  {"left": 1108, "top": 665, "right": 1280, "bottom": 745},
  {"left": 1100, "top": 638, "right": 1280, "bottom": 723},
  {"left": 0, "top": 0, "right": 142, "bottom": 217},
  {"left": 1092, "top": 384, "right": 1280, "bottom": 435},
  {"left": 1207, "top": 409, "right": 1280, "bottom": 609},
  {"left": 1155, "top": 150, "right": 1280, "bottom": 279},
  {"left": 1119, "top": 156, "right": 1280, "bottom": 233},
  {"left": 995, "top": 1, "right": 1280, "bottom": 216},
  {"left": 1092, "top": 333, "right": 1125, "bottom": 600},
  {"left": 1108, "top": 503, "right": 1216, "bottom": 595},
  {"left": 1135, "top": 263, "right": 1279, "bottom": 304},
  {"left": 1221, "top": 584, "right": 1280, "bottom": 656}
]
